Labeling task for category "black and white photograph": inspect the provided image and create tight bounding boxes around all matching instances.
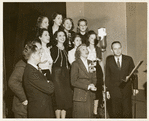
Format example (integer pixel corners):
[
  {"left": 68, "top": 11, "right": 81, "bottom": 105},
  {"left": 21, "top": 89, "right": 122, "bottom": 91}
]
[{"left": 2, "top": 0, "right": 147, "bottom": 119}]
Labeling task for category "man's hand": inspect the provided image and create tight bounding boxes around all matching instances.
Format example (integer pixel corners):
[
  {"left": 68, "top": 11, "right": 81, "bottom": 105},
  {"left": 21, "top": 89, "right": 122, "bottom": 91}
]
[
  {"left": 133, "top": 89, "right": 139, "bottom": 96},
  {"left": 106, "top": 91, "right": 110, "bottom": 99},
  {"left": 22, "top": 100, "right": 28, "bottom": 106}
]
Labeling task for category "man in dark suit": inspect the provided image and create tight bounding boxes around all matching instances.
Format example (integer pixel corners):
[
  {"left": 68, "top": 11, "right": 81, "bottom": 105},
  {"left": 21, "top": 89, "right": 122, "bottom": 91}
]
[
  {"left": 105, "top": 41, "right": 138, "bottom": 118},
  {"left": 23, "top": 40, "right": 54, "bottom": 118}
]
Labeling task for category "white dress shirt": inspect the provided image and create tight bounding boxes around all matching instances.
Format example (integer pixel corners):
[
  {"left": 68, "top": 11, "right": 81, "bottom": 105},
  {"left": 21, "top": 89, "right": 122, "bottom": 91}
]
[
  {"left": 28, "top": 61, "right": 38, "bottom": 70},
  {"left": 114, "top": 55, "right": 122, "bottom": 67}
]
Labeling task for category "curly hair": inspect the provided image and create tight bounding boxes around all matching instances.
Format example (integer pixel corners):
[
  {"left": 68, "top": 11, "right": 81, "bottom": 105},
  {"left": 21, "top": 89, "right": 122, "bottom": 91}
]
[
  {"left": 22, "top": 39, "right": 41, "bottom": 60},
  {"left": 36, "top": 16, "right": 48, "bottom": 28},
  {"left": 75, "top": 44, "right": 87, "bottom": 60},
  {"left": 51, "top": 12, "right": 63, "bottom": 25},
  {"left": 53, "top": 30, "right": 67, "bottom": 45},
  {"left": 36, "top": 28, "right": 49, "bottom": 38},
  {"left": 86, "top": 30, "right": 98, "bottom": 47}
]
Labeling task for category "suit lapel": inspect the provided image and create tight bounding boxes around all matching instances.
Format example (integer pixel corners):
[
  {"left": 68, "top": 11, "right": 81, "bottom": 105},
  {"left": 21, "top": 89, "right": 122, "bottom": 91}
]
[
  {"left": 27, "top": 64, "right": 47, "bottom": 81},
  {"left": 78, "top": 58, "right": 90, "bottom": 77},
  {"left": 111, "top": 56, "right": 118, "bottom": 68},
  {"left": 121, "top": 55, "right": 127, "bottom": 70}
]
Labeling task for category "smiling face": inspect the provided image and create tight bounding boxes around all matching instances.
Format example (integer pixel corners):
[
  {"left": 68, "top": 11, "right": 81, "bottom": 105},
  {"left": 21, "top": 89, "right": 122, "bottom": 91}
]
[
  {"left": 80, "top": 45, "right": 89, "bottom": 58},
  {"left": 88, "top": 34, "right": 96, "bottom": 45},
  {"left": 40, "top": 17, "right": 49, "bottom": 29},
  {"left": 56, "top": 31, "right": 66, "bottom": 44},
  {"left": 39, "top": 30, "right": 50, "bottom": 44},
  {"left": 53, "top": 14, "right": 63, "bottom": 26},
  {"left": 78, "top": 21, "right": 87, "bottom": 32},
  {"left": 111, "top": 43, "right": 122, "bottom": 57},
  {"left": 63, "top": 19, "right": 72, "bottom": 31},
  {"left": 73, "top": 36, "right": 82, "bottom": 47}
]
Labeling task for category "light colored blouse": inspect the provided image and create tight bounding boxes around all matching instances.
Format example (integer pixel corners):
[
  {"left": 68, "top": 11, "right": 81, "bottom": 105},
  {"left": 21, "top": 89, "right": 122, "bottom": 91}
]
[
  {"left": 68, "top": 48, "right": 77, "bottom": 64},
  {"left": 38, "top": 47, "right": 53, "bottom": 71},
  {"left": 87, "top": 47, "right": 97, "bottom": 61}
]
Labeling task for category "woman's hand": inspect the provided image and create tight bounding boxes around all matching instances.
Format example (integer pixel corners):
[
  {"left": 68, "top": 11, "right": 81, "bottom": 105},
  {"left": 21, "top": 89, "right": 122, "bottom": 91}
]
[{"left": 88, "top": 84, "right": 97, "bottom": 91}]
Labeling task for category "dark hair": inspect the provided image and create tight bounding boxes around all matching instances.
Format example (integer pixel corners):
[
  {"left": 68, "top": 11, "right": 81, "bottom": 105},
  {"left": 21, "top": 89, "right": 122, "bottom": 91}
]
[
  {"left": 111, "top": 41, "right": 122, "bottom": 49},
  {"left": 86, "top": 30, "right": 98, "bottom": 47},
  {"left": 77, "top": 19, "right": 88, "bottom": 33},
  {"left": 53, "top": 30, "right": 67, "bottom": 45},
  {"left": 71, "top": 33, "right": 82, "bottom": 42},
  {"left": 36, "top": 28, "right": 49, "bottom": 38},
  {"left": 77, "top": 19, "right": 88, "bottom": 26},
  {"left": 75, "top": 44, "right": 87, "bottom": 60},
  {"left": 62, "top": 18, "right": 74, "bottom": 31},
  {"left": 51, "top": 12, "right": 63, "bottom": 25},
  {"left": 36, "top": 16, "right": 48, "bottom": 28},
  {"left": 22, "top": 39, "right": 41, "bottom": 60}
]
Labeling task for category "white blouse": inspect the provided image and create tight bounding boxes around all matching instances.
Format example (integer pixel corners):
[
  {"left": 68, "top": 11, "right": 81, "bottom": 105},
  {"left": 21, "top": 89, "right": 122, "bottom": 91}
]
[
  {"left": 38, "top": 47, "right": 53, "bottom": 71},
  {"left": 68, "top": 48, "right": 77, "bottom": 64},
  {"left": 87, "top": 47, "right": 97, "bottom": 61}
]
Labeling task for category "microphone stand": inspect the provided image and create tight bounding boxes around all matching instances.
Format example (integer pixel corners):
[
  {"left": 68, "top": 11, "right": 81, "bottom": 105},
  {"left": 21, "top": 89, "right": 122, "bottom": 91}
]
[{"left": 99, "top": 35, "right": 107, "bottom": 119}]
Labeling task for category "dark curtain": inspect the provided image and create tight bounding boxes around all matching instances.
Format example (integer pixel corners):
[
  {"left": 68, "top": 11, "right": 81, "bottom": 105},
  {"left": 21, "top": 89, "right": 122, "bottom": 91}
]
[{"left": 3, "top": 2, "right": 66, "bottom": 118}]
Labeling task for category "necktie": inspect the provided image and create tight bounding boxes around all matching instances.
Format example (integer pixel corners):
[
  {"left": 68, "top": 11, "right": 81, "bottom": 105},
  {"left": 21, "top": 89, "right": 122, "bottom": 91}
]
[{"left": 117, "top": 58, "right": 121, "bottom": 69}]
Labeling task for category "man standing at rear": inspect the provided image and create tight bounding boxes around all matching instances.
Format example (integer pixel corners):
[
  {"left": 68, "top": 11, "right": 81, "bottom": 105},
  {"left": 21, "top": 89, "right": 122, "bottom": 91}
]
[{"left": 105, "top": 41, "right": 138, "bottom": 118}]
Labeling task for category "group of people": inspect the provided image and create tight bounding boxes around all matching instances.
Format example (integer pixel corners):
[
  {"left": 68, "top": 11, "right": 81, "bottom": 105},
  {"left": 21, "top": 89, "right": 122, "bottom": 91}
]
[{"left": 8, "top": 12, "right": 139, "bottom": 118}]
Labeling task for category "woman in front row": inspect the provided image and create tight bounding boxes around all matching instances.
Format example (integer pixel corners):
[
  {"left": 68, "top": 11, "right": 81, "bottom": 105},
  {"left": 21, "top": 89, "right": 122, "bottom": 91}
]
[
  {"left": 71, "top": 44, "right": 97, "bottom": 118},
  {"left": 50, "top": 30, "right": 73, "bottom": 118}
]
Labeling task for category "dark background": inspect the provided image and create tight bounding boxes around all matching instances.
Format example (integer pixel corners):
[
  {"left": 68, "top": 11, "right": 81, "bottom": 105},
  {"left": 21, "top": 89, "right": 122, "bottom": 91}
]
[{"left": 3, "top": 2, "right": 66, "bottom": 117}]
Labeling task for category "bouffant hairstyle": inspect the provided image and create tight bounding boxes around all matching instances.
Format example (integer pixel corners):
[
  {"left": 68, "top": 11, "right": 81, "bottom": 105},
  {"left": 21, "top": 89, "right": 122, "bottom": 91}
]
[
  {"left": 22, "top": 39, "right": 41, "bottom": 60},
  {"left": 62, "top": 18, "right": 74, "bottom": 31},
  {"left": 51, "top": 12, "right": 63, "bottom": 25},
  {"left": 75, "top": 44, "right": 87, "bottom": 60},
  {"left": 86, "top": 30, "right": 98, "bottom": 47},
  {"left": 36, "top": 16, "right": 48, "bottom": 28}
]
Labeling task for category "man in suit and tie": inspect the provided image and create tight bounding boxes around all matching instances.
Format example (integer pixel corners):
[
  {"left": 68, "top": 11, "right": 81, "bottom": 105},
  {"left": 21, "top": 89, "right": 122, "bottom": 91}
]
[
  {"left": 105, "top": 41, "right": 138, "bottom": 118},
  {"left": 23, "top": 40, "right": 54, "bottom": 118}
]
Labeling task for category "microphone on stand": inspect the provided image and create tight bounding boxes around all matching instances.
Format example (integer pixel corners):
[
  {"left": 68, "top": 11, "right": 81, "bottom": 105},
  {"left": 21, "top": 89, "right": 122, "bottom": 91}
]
[
  {"left": 98, "top": 27, "right": 108, "bottom": 118},
  {"left": 98, "top": 27, "right": 107, "bottom": 52}
]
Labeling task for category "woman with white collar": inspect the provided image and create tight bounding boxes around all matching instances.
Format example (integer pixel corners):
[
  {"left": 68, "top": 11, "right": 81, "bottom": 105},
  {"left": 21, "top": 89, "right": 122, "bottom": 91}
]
[{"left": 37, "top": 28, "right": 53, "bottom": 81}]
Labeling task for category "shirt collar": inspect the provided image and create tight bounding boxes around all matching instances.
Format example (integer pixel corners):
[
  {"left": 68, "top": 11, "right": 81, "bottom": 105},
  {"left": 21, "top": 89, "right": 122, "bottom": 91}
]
[
  {"left": 28, "top": 61, "right": 38, "bottom": 70},
  {"left": 114, "top": 54, "right": 122, "bottom": 62}
]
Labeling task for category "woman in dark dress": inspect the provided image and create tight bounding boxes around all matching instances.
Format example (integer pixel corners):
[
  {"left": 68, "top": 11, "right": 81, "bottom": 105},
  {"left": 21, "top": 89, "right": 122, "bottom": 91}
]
[
  {"left": 50, "top": 30, "right": 73, "bottom": 118},
  {"left": 49, "top": 12, "right": 63, "bottom": 47},
  {"left": 62, "top": 18, "right": 75, "bottom": 51}
]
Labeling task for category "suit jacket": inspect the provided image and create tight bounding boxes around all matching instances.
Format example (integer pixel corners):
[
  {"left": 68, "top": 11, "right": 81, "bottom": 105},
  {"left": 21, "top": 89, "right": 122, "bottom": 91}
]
[
  {"left": 8, "top": 60, "right": 27, "bottom": 116},
  {"left": 71, "top": 58, "right": 97, "bottom": 102},
  {"left": 23, "top": 64, "right": 54, "bottom": 118},
  {"left": 105, "top": 55, "right": 138, "bottom": 98}
]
